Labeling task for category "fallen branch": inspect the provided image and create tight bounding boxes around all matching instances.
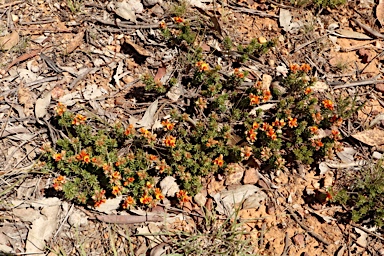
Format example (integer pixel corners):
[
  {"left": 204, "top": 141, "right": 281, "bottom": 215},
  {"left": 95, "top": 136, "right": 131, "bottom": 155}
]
[{"left": 286, "top": 207, "right": 330, "bottom": 246}]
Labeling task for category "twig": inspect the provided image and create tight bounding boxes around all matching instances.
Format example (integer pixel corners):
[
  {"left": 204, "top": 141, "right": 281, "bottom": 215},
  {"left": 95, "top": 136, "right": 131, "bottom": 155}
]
[
  {"left": 350, "top": 222, "right": 384, "bottom": 241},
  {"left": 359, "top": 50, "right": 384, "bottom": 74},
  {"left": 69, "top": 68, "right": 97, "bottom": 89},
  {"left": 353, "top": 19, "right": 384, "bottom": 39},
  {"left": 280, "top": 232, "right": 291, "bottom": 256},
  {"left": 26, "top": 76, "right": 60, "bottom": 88},
  {"left": 332, "top": 78, "right": 383, "bottom": 89},
  {"left": 0, "top": 0, "right": 22, "bottom": 8},
  {"left": 292, "top": 35, "right": 328, "bottom": 53},
  {"left": 54, "top": 204, "right": 74, "bottom": 238},
  {"left": 259, "top": 222, "right": 266, "bottom": 249},
  {"left": 20, "top": 19, "right": 55, "bottom": 25},
  {"left": 286, "top": 207, "right": 330, "bottom": 246}
]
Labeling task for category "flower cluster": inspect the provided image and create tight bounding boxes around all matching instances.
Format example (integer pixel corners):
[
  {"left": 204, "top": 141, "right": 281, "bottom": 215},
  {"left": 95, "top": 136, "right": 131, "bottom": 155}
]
[
  {"left": 72, "top": 114, "right": 87, "bottom": 126},
  {"left": 196, "top": 61, "right": 210, "bottom": 72},
  {"left": 53, "top": 175, "right": 66, "bottom": 191},
  {"left": 176, "top": 190, "right": 191, "bottom": 204},
  {"left": 289, "top": 63, "right": 311, "bottom": 73}
]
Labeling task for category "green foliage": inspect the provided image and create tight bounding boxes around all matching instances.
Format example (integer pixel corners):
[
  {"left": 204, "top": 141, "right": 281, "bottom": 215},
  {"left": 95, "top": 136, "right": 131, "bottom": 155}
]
[
  {"left": 332, "top": 160, "right": 384, "bottom": 229},
  {"left": 38, "top": 12, "right": 361, "bottom": 211},
  {"left": 67, "top": 0, "right": 83, "bottom": 13}
]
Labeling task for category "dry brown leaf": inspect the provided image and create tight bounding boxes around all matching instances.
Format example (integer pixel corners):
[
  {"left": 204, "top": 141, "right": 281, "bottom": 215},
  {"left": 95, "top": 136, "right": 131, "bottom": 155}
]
[
  {"left": 35, "top": 92, "right": 51, "bottom": 119},
  {"left": 352, "top": 128, "right": 384, "bottom": 146},
  {"left": 377, "top": 0, "right": 384, "bottom": 27},
  {"left": 65, "top": 30, "right": 84, "bottom": 54},
  {"left": 124, "top": 36, "right": 151, "bottom": 56},
  {"left": 154, "top": 65, "right": 166, "bottom": 81},
  {"left": 0, "top": 31, "right": 19, "bottom": 50}
]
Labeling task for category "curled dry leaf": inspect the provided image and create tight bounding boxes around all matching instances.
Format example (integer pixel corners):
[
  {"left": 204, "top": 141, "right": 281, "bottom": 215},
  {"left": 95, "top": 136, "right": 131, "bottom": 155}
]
[
  {"left": 35, "top": 92, "right": 51, "bottom": 119},
  {"left": 65, "top": 30, "right": 84, "bottom": 54},
  {"left": 0, "top": 31, "right": 19, "bottom": 50},
  {"left": 124, "top": 37, "right": 151, "bottom": 57},
  {"left": 377, "top": 0, "right": 384, "bottom": 27},
  {"left": 333, "top": 29, "right": 372, "bottom": 40},
  {"left": 136, "top": 99, "right": 158, "bottom": 129},
  {"left": 351, "top": 128, "right": 384, "bottom": 147}
]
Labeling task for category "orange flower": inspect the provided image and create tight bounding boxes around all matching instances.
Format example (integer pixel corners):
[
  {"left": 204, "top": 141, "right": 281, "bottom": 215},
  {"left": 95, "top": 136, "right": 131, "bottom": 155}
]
[
  {"left": 213, "top": 154, "right": 224, "bottom": 167},
  {"left": 146, "top": 181, "right": 153, "bottom": 189},
  {"left": 176, "top": 190, "right": 190, "bottom": 203},
  {"left": 206, "top": 138, "right": 218, "bottom": 148},
  {"left": 53, "top": 175, "right": 66, "bottom": 191},
  {"left": 122, "top": 196, "right": 135, "bottom": 209},
  {"left": 312, "top": 139, "right": 323, "bottom": 150},
  {"left": 140, "top": 194, "right": 153, "bottom": 204},
  {"left": 254, "top": 81, "right": 263, "bottom": 89},
  {"left": 272, "top": 119, "right": 285, "bottom": 128},
  {"left": 249, "top": 93, "right": 260, "bottom": 105},
  {"left": 83, "top": 155, "right": 90, "bottom": 164},
  {"left": 309, "top": 126, "right": 319, "bottom": 135},
  {"left": 173, "top": 17, "right": 184, "bottom": 23},
  {"left": 288, "top": 117, "right": 298, "bottom": 128},
  {"left": 155, "top": 188, "right": 165, "bottom": 200},
  {"left": 331, "top": 129, "right": 341, "bottom": 140},
  {"left": 72, "top": 114, "right": 87, "bottom": 125},
  {"left": 252, "top": 122, "right": 260, "bottom": 129},
  {"left": 155, "top": 159, "right": 169, "bottom": 174},
  {"left": 163, "top": 135, "right": 176, "bottom": 147},
  {"left": 124, "top": 124, "right": 135, "bottom": 136},
  {"left": 92, "top": 190, "right": 106, "bottom": 207},
  {"left": 262, "top": 90, "right": 272, "bottom": 102},
  {"left": 304, "top": 87, "right": 312, "bottom": 95},
  {"left": 234, "top": 68, "right": 244, "bottom": 79},
  {"left": 312, "top": 112, "right": 323, "bottom": 124},
  {"left": 289, "top": 63, "right": 300, "bottom": 73},
  {"left": 196, "top": 61, "right": 210, "bottom": 71},
  {"left": 102, "top": 163, "right": 113, "bottom": 173},
  {"left": 266, "top": 128, "right": 277, "bottom": 140},
  {"left": 139, "top": 127, "right": 150, "bottom": 136},
  {"left": 262, "top": 122, "right": 271, "bottom": 131},
  {"left": 111, "top": 171, "right": 121, "bottom": 180},
  {"left": 161, "top": 120, "right": 175, "bottom": 131},
  {"left": 159, "top": 20, "right": 167, "bottom": 29},
  {"left": 53, "top": 152, "right": 63, "bottom": 162},
  {"left": 55, "top": 103, "right": 66, "bottom": 116},
  {"left": 124, "top": 177, "right": 135, "bottom": 186},
  {"left": 300, "top": 63, "right": 311, "bottom": 73},
  {"left": 196, "top": 97, "right": 208, "bottom": 109},
  {"left": 241, "top": 146, "right": 253, "bottom": 160},
  {"left": 246, "top": 129, "right": 257, "bottom": 143},
  {"left": 112, "top": 186, "right": 121, "bottom": 196},
  {"left": 76, "top": 149, "right": 90, "bottom": 163},
  {"left": 322, "top": 99, "right": 334, "bottom": 111},
  {"left": 330, "top": 115, "right": 343, "bottom": 126}
]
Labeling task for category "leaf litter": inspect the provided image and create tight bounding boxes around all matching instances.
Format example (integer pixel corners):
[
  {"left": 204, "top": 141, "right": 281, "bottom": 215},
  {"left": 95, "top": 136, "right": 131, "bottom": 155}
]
[{"left": 0, "top": 0, "right": 384, "bottom": 255}]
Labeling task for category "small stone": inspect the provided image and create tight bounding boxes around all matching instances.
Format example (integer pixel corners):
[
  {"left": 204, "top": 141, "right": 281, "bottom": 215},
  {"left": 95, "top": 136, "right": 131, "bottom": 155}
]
[
  {"left": 225, "top": 170, "right": 244, "bottom": 185},
  {"left": 376, "top": 83, "right": 384, "bottom": 93},
  {"left": 193, "top": 191, "right": 207, "bottom": 207},
  {"left": 12, "top": 14, "right": 19, "bottom": 23},
  {"left": 68, "top": 211, "right": 88, "bottom": 227},
  {"left": 258, "top": 36, "right": 267, "bottom": 44},
  {"left": 150, "top": 4, "right": 164, "bottom": 16},
  {"left": 243, "top": 168, "right": 259, "bottom": 184},
  {"left": 225, "top": 163, "right": 244, "bottom": 185},
  {"left": 142, "top": 0, "right": 162, "bottom": 7},
  {"left": 293, "top": 233, "right": 305, "bottom": 247}
]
